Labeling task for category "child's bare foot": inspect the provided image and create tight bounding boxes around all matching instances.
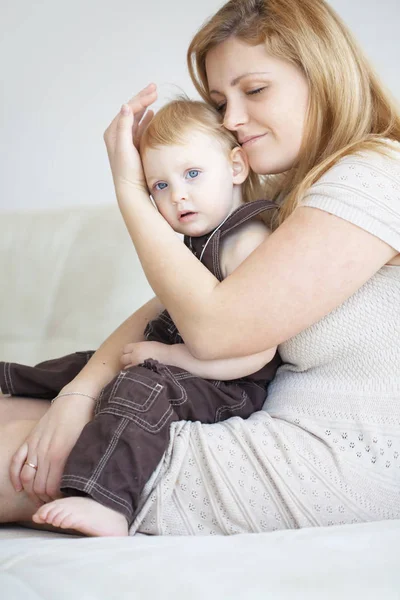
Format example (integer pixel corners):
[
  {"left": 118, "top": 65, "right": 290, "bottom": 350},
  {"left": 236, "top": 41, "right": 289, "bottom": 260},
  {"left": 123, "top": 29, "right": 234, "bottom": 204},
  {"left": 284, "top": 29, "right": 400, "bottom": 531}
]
[{"left": 32, "top": 497, "right": 129, "bottom": 537}]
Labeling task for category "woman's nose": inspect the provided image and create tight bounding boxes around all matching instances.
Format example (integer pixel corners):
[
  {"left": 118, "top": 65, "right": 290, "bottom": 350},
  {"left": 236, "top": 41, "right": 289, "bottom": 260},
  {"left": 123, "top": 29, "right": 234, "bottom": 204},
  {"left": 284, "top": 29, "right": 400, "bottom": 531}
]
[{"left": 223, "top": 102, "right": 248, "bottom": 131}]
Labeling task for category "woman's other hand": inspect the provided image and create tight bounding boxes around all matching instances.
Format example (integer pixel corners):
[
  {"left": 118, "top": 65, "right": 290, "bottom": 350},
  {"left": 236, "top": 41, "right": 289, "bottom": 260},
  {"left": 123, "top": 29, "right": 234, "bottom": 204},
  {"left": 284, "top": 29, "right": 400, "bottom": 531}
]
[
  {"left": 104, "top": 83, "right": 157, "bottom": 198},
  {"left": 9, "top": 395, "right": 96, "bottom": 506}
]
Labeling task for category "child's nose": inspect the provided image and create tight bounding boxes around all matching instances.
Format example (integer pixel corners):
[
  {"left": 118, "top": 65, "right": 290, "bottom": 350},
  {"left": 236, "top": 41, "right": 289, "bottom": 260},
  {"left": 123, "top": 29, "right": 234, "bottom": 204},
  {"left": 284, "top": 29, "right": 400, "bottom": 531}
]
[{"left": 171, "top": 188, "right": 188, "bottom": 205}]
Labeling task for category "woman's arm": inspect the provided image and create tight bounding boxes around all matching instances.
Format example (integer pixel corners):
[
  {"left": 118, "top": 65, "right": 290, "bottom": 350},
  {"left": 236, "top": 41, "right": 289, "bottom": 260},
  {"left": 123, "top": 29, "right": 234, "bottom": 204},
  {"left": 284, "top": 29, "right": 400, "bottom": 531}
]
[
  {"left": 105, "top": 93, "right": 399, "bottom": 361},
  {"left": 117, "top": 191, "right": 397, "bottom": 361}
]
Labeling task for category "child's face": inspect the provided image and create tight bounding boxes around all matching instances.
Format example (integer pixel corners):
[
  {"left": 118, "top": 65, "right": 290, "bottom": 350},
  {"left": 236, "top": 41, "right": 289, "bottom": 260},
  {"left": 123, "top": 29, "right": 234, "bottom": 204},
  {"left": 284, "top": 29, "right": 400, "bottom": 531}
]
[{"left": 142, "top": 129, "right": 242, "bottom": 236}]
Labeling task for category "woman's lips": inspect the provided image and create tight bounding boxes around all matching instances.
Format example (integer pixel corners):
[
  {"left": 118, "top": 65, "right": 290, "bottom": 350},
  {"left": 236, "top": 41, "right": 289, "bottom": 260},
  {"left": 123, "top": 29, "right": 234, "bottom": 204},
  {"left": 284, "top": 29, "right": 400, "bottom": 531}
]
[{"left": 241, "top": 133, "right": 267, "bottom": 147}]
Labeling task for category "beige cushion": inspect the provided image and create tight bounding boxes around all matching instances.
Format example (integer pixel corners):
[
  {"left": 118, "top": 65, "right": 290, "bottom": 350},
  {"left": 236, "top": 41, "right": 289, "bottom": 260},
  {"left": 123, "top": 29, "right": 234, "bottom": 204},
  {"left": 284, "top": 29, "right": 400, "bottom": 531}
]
[{"left": 1, "top": 204, "right": 153, "bottom": 365}]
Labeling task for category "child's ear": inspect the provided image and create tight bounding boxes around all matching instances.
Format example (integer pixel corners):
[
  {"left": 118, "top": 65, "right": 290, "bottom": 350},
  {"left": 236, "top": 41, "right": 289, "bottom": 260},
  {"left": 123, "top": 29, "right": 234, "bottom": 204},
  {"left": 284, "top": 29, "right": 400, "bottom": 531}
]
[{"left": 230, "top": 146, "right": 249, "bottom": 184}]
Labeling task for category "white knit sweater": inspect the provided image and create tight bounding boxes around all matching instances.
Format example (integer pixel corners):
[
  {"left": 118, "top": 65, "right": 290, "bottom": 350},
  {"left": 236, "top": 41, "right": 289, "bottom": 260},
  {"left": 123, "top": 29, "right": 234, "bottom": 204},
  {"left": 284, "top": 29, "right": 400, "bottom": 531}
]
[
  {"left": 268, "top": 139, "right": 400, "bottom": 403},
  {"left": 132, "top": 139, "right": 400, "bottom": 536}
]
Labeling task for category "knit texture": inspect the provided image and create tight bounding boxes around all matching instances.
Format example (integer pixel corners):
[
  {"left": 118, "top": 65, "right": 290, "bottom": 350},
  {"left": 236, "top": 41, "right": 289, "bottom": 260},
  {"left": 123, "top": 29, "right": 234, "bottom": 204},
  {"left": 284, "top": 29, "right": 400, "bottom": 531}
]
[{"left": 131, "top": 140, "right": 400, "bottom": 536}]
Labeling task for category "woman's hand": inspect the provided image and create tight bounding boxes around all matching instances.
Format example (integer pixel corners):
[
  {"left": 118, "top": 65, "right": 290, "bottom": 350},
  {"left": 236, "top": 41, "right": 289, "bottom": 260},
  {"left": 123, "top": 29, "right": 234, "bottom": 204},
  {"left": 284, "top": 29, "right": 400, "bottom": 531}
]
[
  {"left": 121, "top": 341, "right": 168, "bottom": 368},
  {"left": 103, "top": 83, "right": 158, "bottom": 199},
  {"left": 9, "top": 395, "right": 95, "bottom": 506}
]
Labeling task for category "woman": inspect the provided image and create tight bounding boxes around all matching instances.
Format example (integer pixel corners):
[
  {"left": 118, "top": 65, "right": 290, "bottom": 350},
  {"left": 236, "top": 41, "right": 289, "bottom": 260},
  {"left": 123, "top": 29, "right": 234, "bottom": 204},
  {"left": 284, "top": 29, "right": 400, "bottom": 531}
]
[{"left": 1, "top": 0, "right": 399, "bottom": 535}]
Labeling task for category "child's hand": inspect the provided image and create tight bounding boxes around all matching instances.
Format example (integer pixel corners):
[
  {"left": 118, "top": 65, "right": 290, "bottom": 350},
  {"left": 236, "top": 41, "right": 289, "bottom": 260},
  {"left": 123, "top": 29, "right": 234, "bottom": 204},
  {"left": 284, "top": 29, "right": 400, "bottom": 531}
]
[
  {"left": 103, "top": 83, "right": 157, "bottom": 200},
  {"left": 121, "top": 341, "right": 168, "bottom": 368}
]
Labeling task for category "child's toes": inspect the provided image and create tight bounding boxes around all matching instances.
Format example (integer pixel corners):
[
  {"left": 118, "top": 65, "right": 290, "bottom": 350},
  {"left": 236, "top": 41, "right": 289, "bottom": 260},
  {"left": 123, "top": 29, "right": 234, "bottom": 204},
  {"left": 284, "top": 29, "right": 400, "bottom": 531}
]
[
  {"left": 49, "top": 505, "right": 68, "bottom": 528},
  {"left": 33, "top": 501, "right": 62, "bottom": 526},
  {"left": 32, "top": 503, "right": 51, "bottom": 523},
  {"left": 58, "top": 512, "right": 75, "bottom": 530}
]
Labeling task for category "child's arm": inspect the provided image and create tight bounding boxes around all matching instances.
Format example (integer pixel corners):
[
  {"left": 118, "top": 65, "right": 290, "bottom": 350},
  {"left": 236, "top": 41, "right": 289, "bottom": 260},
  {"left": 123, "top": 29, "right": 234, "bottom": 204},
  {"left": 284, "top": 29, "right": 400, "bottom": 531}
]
[
  {"left": 165, "top": 344, "right": 277, "bottom": 379},
  {"left": 122, "top": 341, "right": 277, "bottom": 380},
  {"left": 219, "top": 217, "right": 272, "bottom": 279}
]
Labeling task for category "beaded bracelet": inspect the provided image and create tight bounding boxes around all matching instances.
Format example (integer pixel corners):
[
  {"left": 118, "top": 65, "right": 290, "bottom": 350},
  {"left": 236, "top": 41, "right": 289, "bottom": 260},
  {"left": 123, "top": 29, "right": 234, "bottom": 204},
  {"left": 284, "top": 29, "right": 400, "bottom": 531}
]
[{"left": 51, "top": 391, "right": 97, "bottom": 404}]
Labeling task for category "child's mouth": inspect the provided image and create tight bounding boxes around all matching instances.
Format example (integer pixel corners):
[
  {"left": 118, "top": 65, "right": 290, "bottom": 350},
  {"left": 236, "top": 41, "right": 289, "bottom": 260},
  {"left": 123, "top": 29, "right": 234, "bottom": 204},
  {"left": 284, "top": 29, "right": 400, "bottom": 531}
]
[{"left": 179, "top": 212, "right": 197, "bottom": 222}]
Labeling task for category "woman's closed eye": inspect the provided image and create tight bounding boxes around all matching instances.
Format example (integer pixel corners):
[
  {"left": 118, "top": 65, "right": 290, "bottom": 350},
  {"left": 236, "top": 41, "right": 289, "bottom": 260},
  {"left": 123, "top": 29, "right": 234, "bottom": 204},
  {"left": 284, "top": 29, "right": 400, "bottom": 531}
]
[
  {"left": 246, "top": 86, "right": 267, "bottom": 96},
  {"left": 215, "top": 87, "right": 267, "bottom": 113}
]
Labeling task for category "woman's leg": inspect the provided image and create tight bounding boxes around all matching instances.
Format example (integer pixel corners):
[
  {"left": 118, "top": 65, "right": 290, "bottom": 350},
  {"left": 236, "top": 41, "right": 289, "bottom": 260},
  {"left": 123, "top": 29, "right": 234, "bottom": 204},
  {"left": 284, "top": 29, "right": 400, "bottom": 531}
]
[
  {"left": 0, "top": 393, "right": 49, "bottom": 425},
  {"left": 0, "top": 394, "right": 49, "bottom": 523},
  {"left": 0, "top": 417, "right": 81, "bottom": 534},
  {"left": 0, "top": 393, "right": 128, "bottom": 536},
  {"left": 0, "top": 419, "right": 43, "bottom": 523}
]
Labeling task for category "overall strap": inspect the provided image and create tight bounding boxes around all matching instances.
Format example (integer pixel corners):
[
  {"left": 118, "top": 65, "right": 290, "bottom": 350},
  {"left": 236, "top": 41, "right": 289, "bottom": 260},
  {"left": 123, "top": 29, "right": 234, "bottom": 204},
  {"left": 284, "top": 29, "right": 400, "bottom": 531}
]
[{"left": 185, "top": 199, "right": 276, "bottom": 281}]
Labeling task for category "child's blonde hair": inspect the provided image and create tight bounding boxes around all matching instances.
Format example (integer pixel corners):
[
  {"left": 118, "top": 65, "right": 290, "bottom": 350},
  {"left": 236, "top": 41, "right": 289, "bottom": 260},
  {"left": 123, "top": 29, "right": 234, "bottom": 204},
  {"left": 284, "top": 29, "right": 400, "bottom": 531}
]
[
  {"left": 140, "top": 98, "right": 264, "bottom": 203},
  {"left": 187, "top": 0, "right": 400, "bottom": 228}
]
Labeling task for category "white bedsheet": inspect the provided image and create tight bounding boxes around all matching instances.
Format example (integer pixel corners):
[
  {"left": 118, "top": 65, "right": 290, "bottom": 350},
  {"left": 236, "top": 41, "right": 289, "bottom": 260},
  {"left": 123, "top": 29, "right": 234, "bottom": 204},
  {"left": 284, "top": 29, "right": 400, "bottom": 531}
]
[{"left": 1, "top": 520, "right": 400, "bottom": 599}]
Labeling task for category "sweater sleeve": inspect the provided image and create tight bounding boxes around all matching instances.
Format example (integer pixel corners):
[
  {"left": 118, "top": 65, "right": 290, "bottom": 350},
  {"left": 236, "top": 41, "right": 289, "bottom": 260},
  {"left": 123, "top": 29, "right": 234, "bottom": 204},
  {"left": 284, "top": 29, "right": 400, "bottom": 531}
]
[{"left": 299, "top": 141, "right": 400, "bottom": 253}]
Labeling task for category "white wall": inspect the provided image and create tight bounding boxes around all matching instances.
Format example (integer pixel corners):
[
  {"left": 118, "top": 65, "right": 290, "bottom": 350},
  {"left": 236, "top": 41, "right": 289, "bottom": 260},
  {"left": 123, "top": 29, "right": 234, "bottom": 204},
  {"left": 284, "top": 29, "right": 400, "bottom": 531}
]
[{"left": 1, "top": 0, "right": 399, "bottom": 212}]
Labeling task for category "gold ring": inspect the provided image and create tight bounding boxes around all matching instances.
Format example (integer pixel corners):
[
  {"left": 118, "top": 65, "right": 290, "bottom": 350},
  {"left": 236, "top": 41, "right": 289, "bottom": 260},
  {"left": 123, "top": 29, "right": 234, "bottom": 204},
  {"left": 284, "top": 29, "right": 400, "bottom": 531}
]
[{"left": 25, "top": 461, "right": 38, "bottom": 471}]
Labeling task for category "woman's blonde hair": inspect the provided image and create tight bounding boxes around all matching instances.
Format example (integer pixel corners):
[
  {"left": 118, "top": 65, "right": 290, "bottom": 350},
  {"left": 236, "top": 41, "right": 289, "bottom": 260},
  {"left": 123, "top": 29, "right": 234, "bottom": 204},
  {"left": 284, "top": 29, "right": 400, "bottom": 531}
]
[
  {"left": 140, "top": 98, "right": 263, "bottom": 203},
  {"left": 187, "top": 0, "right": 400, "bottom": 227}
]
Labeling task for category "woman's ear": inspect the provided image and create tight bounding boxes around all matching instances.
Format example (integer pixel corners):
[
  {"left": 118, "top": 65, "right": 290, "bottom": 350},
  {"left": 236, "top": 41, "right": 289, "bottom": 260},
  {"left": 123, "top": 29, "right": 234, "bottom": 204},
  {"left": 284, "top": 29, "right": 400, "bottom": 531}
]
[{"left": 230, "top": 146, "right": 249, "bottom": 184}]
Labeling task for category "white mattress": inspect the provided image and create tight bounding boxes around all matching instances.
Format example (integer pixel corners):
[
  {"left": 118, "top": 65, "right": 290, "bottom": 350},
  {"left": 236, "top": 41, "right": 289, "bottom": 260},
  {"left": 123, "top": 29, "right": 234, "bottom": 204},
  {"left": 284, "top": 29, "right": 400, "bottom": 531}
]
[{"left": 1, "top": 520, "right": 400, "bottom": 599}]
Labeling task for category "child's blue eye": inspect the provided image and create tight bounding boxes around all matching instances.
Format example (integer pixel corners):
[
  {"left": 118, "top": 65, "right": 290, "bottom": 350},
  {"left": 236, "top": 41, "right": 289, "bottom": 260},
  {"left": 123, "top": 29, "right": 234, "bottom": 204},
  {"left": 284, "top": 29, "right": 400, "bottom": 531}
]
[
  {"left": 154, "top": 182, "right": 168, "bottom": 191},
  {"left": 187, "top": 170, "right": 199, "bottom": 179}
]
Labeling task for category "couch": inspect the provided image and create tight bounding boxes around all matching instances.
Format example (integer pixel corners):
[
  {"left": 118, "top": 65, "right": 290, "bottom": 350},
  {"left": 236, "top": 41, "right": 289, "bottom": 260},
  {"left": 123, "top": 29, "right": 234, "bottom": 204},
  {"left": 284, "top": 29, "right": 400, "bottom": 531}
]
[{"left": 1, "top": 204, "right": 400, "bottom": 599}]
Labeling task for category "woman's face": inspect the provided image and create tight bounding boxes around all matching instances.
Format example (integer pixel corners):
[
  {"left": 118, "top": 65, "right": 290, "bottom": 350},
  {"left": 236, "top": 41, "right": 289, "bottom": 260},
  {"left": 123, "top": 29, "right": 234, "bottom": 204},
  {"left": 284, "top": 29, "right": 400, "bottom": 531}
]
[{"left": 205, "top": 37, "right": 309, "bottom": 175}]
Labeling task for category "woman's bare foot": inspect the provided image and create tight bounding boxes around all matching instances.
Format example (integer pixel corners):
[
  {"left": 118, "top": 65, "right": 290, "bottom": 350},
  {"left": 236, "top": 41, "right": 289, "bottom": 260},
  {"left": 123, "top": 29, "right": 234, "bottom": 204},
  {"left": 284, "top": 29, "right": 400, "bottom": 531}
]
[{"left": 32, "top": 497, "right": 129, "bottom": 537}]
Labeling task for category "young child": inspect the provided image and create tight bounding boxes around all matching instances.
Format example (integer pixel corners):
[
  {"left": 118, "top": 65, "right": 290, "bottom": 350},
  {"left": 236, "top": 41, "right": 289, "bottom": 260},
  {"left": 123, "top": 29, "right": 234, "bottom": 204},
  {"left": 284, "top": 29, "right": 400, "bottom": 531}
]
[{"left": 8, "top": 100, "right": 282, "bottom": 536}]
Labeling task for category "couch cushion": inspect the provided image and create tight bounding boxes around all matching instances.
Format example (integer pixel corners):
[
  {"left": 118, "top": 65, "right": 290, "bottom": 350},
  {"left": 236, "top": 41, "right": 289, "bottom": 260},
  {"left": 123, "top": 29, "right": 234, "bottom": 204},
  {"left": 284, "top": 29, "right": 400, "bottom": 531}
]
[{"left": 1, "top": 204, "right": 153, "bottom": 365}]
